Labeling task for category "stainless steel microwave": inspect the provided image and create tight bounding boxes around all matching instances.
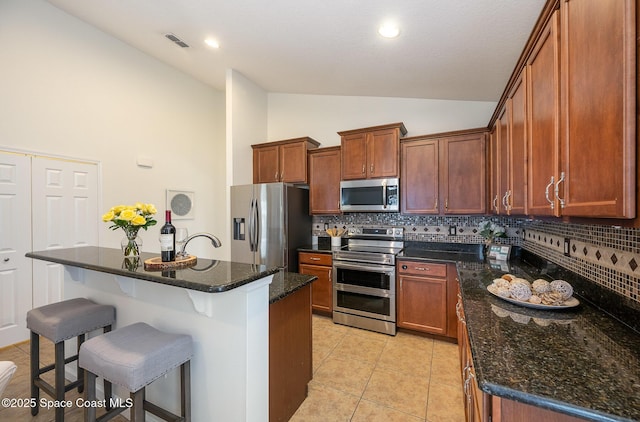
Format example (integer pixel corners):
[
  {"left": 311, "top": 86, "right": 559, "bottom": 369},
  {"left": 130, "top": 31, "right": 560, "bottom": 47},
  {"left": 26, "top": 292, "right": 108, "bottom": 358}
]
[{"left": 340, "top": 178, "right": 399, "bottom": 212}]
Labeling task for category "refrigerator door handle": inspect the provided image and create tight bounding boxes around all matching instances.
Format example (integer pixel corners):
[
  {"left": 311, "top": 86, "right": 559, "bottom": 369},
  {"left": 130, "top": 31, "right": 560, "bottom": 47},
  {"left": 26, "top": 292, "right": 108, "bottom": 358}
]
[
  {"left": 248, "top": 199, "right": 256, "bottom": 252},
  {"left": 253, "top": 198, "right": 260, "bottom": 253}
]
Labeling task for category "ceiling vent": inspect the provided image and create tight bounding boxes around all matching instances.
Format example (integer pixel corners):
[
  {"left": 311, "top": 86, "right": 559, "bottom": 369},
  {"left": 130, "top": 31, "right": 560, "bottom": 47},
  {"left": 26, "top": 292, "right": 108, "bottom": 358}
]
[{"left": 164, "top": 33, "right": 190, "bottom": 48}]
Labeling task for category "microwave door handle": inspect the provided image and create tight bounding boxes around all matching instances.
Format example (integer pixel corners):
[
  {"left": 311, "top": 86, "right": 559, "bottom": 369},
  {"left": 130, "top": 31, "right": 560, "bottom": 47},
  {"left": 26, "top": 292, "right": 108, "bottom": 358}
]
[{"left": 382, "top": 181, "right": 387, "bottom": 209}]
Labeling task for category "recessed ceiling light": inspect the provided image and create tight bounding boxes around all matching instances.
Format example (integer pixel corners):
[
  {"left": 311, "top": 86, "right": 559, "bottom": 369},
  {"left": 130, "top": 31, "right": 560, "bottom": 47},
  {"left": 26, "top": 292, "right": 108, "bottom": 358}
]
[
  {"left": 204, "top": 38, "right": 220, "bottom": 49},
  {"left": 378, "top": 23, "right": 400, "bottom": 39}
]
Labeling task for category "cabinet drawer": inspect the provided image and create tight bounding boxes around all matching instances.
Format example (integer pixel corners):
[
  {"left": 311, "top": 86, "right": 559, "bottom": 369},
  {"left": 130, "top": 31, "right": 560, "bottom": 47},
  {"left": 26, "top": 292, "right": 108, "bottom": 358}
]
[
  {"left": 299, "top": 252, "right": 332, "bottom": 267},
  {"left": 398, "top": 261, "right": 447, "bottom": 277}
]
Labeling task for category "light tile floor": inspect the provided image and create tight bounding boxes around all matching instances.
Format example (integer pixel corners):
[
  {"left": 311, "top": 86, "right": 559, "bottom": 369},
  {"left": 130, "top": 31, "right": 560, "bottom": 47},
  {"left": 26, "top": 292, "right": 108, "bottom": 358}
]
[
  {"left": 291, "top": 315, "right": 465, "bottom": 422},
  {"left": 0, "top": 315, "right": 464, "bottom": 421}
]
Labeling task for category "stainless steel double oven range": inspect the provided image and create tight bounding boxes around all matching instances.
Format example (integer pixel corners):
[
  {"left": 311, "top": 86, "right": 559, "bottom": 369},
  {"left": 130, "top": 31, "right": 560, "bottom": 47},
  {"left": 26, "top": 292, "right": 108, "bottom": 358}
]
[{"left": 332, "top": 226, "right": 404, "bottom": 335}]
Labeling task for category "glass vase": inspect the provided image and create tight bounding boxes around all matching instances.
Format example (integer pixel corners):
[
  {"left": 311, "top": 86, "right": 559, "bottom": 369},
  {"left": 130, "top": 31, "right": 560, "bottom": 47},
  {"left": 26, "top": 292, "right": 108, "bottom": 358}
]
[{"left": 121, "top": 227, "right": 142, "bottom": 257}]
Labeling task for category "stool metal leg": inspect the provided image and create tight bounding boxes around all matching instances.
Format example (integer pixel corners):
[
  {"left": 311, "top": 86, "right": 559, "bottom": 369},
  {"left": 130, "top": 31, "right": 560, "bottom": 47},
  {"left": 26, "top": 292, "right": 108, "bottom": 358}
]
[
  {"left": 131, "top": 388, "right": 145, "bottom": 422},
  {"left": 103, "top": 325, "right": 113, "bottom": 411},
  {"left": 77, "top": 333, "right": 85, "bottom": 393},
  {"left": 84, "top": 370, "right": 97, "bottom": 422},
  {"left": 181, "top": 361, "right": 191, "bottom": 422},
  {"left": 54, "top": 340, "right": 65, "bottom": 422},
  {"left": 30, "top": 331, "right": 40, "bottom": 416}
]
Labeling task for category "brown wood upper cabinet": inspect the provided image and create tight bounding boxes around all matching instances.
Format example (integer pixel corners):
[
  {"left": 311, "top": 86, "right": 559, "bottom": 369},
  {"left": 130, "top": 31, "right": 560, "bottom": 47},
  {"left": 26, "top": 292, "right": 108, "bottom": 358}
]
[
  {"left": 556, "top": 0, "right": 635, "bottom": 218},
  {"left": 402, "top": 130, "right": 486, "bottom": 215},
  {"left": 339, "top": 122, "right": 407, "bottom": 180},
  {"left": 523, "top": 2, "right": 635, "bottom": 219},
  {"left": 308, "top": 146, "right": 341, "bottom": 215},
  {"left": 490, "top": 72, "right": 527, "bottom": 216},
  {"left": 252, "top": 137, "right": 320, "bottom": 184}
]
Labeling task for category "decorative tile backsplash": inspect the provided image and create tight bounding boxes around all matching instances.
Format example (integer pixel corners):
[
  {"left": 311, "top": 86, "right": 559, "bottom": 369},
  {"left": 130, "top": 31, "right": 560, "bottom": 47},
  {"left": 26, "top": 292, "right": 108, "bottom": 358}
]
[
  {"left": 524, "top": 220, "right": 640, "bottom": 303},
  {"left": 312, "top": 214, "right": 640, "bottom": 305},
  {"left": 312, "top": 214, "right": 525, "bottom": 245}
]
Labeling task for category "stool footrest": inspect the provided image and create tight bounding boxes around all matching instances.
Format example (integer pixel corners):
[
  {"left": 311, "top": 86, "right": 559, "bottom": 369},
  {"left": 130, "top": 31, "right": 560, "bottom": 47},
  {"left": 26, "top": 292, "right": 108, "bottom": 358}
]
[
  {"left": 37, "top": 353, "right": 79, "bottom": 376},
  {"left": 144, "top": 399, "right": 184, "bottom": 422},
  {"left": 33, "top": 378, "right": 82, "bottom": 398}
]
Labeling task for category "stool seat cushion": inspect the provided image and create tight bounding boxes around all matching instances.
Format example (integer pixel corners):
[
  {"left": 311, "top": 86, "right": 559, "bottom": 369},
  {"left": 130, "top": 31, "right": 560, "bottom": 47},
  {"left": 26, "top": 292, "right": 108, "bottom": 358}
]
[
  {"left": 79, "top": 322, "right": 193, "bottom": 392},
  {"left": 26, "top": 298, "right": 116, "bottom": 343}
]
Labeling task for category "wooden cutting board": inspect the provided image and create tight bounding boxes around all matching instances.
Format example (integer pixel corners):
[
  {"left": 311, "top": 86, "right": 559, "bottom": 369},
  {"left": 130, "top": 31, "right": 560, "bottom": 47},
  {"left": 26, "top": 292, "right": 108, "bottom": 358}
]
[{"left": 144, "top": 255, "right": 197, "bottom": 270}]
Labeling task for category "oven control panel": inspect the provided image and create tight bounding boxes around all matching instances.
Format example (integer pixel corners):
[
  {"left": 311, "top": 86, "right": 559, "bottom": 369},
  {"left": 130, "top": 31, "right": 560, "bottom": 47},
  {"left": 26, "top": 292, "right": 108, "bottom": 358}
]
[{"left": 347, "top": 226, "right": 404, "bottom": 240}]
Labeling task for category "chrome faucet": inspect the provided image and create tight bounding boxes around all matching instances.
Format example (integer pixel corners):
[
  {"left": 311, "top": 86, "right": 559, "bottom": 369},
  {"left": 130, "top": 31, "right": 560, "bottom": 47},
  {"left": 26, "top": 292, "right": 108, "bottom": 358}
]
[{"left": 180, "top": 232, "right": 222, "bottom": 256}]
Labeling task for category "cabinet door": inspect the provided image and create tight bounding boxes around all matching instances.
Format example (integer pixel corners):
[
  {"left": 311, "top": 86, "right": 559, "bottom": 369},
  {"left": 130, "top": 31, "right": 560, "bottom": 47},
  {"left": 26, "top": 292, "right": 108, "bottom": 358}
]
[
  {"left": 527, "top": 11, "right": 561, "bottom": 216},
  {"left": 439, "top": 134, "right": 486, "bottom": 214},
  {"left": 496, "top": 106, "right": 510, "bottom": 214},
  {"left": 279, "top": 142, "right": 307, "bottom": 183},
  {"left": 341, "top": 132, "right": 367, "bottom": 180},
  {"left": 508, "top": 72, "right": 527, "bottom": 215},
  {"left": 488, "top": 128, "right": 499, "bottom": 214},
  {"left": 401, "top": 139, "right": 439, "bottom": 214},
  {"left": 559, "top": 0, "right": 635, "bottom": 218},
  {"left": 309, "top": 147, "right": 341, "bottom": 214},
  {"left": 299, "top": 263, "right": 333, "bottom": 314},
  {"left": 253, "top": 145, "right": 280, "bottom": 183},
  {"left": 397, "top": 274, "right": 447, "bottom": 335},
  {"left": 367, "top": 128, "right": 399, "bottom": 178}
]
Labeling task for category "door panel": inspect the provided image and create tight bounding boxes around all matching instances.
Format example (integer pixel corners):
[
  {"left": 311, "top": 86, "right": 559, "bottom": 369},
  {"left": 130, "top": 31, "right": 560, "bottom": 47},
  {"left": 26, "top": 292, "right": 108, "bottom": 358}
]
[
  {"left": 31, "top": 157, "right": 98, "bottom": 307},
  {"left": 0, "top": 152, "right": 32, "bottom": 347}
]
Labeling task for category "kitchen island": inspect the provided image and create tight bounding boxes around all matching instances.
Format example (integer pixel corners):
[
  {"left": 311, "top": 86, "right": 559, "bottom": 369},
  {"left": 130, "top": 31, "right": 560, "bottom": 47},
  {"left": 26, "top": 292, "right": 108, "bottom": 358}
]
[
  {"left": 26, "top": 246, "right": 316, "bottom": 422},
  {"left": 402, "top": 244, "right": 640, "bottom": 422}
]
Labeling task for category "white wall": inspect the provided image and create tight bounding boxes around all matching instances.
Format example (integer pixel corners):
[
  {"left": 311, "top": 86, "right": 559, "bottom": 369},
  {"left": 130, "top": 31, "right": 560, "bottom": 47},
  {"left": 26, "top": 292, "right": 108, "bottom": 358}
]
[
  {"left": 226, "top": 70, "right": 268, "bottom": 186},
  {"left": 267, "top": 93, "right": 496, "bottom": 146},
  {"left": 0, "top": 0, "right": 226, "bottom": 259}
]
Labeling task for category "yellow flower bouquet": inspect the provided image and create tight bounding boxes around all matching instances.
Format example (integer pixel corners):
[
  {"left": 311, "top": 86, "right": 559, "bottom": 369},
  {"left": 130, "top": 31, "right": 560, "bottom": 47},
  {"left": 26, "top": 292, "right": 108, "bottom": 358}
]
[{"left": 102, "top": 203, "right": 157, "bottom": 256}]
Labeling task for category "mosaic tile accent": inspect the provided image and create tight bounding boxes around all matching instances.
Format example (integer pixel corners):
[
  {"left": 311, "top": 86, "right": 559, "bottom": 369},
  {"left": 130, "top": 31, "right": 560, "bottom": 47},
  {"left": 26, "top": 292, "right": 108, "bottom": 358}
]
[
  {"left": 312, "top": 214, "right": 526, "bottom": 246},
  {"left": 524, "top": 221, "right": 640, "bottom": 304}
]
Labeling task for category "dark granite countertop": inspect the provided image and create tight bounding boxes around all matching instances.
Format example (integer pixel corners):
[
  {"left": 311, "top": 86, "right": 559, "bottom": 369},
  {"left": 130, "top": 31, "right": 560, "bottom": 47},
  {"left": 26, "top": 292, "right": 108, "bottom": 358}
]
[
  {"left": 397, "top": 243, "right": 640, "bottom": 421},
  {"left": 26, "top": 246, "right": 280, "bottom": 294},
  {"left": 269, "top": 270, "right": 317, "bottom": 304}
]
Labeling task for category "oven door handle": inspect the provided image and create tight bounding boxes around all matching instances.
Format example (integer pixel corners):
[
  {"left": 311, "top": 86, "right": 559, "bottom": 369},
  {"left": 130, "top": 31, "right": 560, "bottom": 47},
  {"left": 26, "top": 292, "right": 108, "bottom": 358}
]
[{"left": 333, "top": 261, "right": 396, "bottom": 274}]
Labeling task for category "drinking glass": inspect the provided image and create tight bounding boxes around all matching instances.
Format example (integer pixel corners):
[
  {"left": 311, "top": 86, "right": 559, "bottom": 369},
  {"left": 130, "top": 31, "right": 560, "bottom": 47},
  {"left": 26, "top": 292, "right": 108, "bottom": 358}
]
[{"left": 175, "top": 228, "right": 189, "bottom": 257}]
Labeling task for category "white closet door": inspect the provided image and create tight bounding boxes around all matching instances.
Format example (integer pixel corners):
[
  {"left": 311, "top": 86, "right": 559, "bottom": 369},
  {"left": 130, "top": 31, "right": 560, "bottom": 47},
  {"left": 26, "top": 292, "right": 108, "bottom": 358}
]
[
  {"left": 31, "top": 157, "right": 98, "bottom": 307},
  {"left": 0, "top": 152, "right": 32, "bottom": 347}
]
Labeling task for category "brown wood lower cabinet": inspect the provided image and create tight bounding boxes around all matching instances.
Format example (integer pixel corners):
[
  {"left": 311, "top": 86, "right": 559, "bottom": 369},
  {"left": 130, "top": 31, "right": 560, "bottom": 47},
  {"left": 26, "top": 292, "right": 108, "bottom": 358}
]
[
  {"left": 269, "top": 284, "right": 312, "bottom": 422},
  {"left": 299, "top": 251, "right": 333, "bottom": 315},
  {"left": 397, "top": 260, "right": 458, "bottom": 339},
  {"left": 456, "top": 293, "right": 587, "bottom": 422}
]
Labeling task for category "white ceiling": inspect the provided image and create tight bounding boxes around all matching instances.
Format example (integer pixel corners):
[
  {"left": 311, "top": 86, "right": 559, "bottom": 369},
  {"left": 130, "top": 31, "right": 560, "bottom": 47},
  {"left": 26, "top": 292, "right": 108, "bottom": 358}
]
[{"left": 45, "top": 0, "right": 546, "bottom": 102}]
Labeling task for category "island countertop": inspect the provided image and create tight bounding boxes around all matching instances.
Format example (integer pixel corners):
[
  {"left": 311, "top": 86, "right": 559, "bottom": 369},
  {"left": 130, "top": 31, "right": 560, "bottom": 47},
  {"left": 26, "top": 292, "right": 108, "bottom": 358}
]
[{"left": 26, "top": 246, "right": 280, "bottom": 293}]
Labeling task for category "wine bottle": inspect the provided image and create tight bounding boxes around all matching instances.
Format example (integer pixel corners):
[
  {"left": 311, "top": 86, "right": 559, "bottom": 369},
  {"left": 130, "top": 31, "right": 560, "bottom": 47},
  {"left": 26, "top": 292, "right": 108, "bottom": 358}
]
[{"left": 160, "top": 210, "right": 176, "bottom": 262}]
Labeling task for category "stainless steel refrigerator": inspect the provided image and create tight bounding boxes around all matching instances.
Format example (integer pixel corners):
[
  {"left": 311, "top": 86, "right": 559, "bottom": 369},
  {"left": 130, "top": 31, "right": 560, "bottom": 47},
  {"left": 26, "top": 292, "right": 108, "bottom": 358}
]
[{"left": 231, "top": 183, "right": 311, "bottom": 271}]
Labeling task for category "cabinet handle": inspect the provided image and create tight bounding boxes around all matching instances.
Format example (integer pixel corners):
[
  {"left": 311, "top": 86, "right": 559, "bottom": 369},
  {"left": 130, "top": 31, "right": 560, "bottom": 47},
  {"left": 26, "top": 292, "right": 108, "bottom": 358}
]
[
  {"left": 493, "top": 195, "right": 498, "bottom": 212},
  {"left": 434, "top": 198, "right": 438, "bottom": 210},
  {"left": 506, "top": 190, "right": 512, "bottom": 211},
  {"left": 3, "top": 257, "right": 8, "bottom": 262},
  {"left": 502, "top": 191, "right": 509, "bottom": 211},
  {"left": 415, "top": 267, "right": 429, "bottom": 271},
  {"left": 328, "top": 269, "right": 331, "bottom": 280},
  {"left": 362, "top": 164, "right": 365, "bottom": 174},
  {"left": 445, "top": 198, "right": 448, "bottom": 210},
  {"left": 309, "top": 257, "right": 320, "bottom": 261},
  {"left": 545, "top": 176, "right": 555, "bottom": 209},
  {"left": 554, "top": 171, "right": 565, "bottom": 209},
  {"left": 275, "top": 171, "right": 279, "bottom": 181},
  {"left": 280, "top": 170, "right": 284, "bottom": 181},
  {"left": 370, "top": 164, "right": 374, "bottom": 174}
]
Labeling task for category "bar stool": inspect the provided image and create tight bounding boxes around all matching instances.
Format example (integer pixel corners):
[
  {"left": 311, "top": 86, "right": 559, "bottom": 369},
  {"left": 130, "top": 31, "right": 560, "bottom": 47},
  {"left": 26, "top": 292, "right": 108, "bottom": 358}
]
[
  {"left": 26, "top": 297, "right": 116, "bottom": 422},
  {"left": 79, "top": 322, "right": 193, "bottom": 422}
]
